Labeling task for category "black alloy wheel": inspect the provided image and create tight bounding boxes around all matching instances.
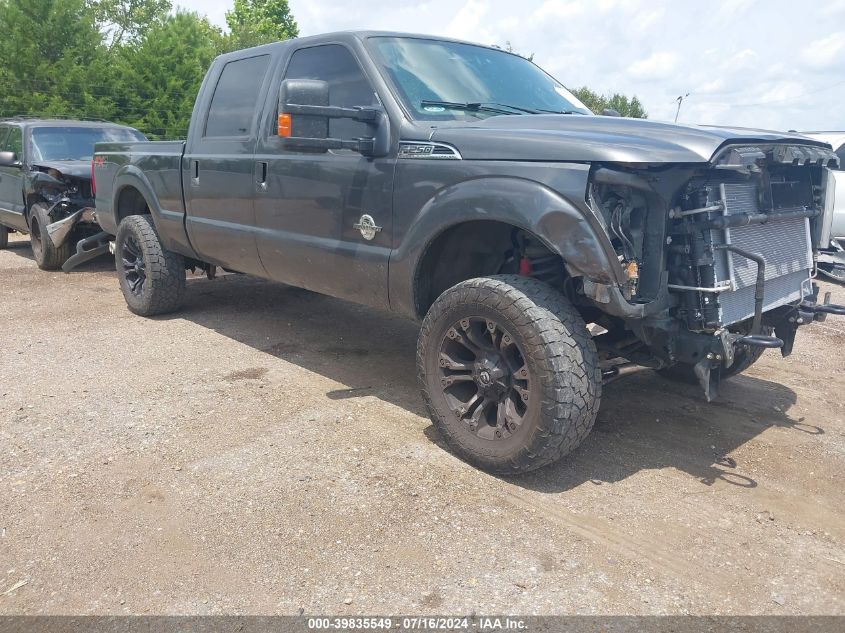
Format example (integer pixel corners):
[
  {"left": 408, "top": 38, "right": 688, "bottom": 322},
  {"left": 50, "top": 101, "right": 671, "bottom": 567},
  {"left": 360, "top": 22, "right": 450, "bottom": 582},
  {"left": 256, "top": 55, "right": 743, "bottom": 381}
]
[
  {"left": 121, "top": 235, "right": 147, "bottom": 296},
  {"left": 438, "top": 316, "right": 530, "bottom": 441}
]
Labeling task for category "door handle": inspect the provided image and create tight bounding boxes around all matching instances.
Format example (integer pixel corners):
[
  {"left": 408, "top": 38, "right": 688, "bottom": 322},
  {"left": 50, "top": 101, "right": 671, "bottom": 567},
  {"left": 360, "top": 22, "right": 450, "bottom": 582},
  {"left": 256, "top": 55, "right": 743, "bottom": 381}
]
[
  {"left": 191, "top": 160, "right": 199, "bottom": 186},
  {"left": 257, "top": 161, "right": 268, "bottom": 191}
]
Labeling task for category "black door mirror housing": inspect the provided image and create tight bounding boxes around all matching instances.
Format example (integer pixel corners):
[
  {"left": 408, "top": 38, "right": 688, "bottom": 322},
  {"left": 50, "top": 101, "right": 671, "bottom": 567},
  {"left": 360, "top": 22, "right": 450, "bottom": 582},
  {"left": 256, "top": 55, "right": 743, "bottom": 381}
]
[
  {"left": 279, "top": 79, "right": 330, "bottom": 141},
  {"left": 0, "top": 151, "right": 19, "bottom": 166},
  {"left": 278, "top": 78, "right": 390, "bottom": 158}
]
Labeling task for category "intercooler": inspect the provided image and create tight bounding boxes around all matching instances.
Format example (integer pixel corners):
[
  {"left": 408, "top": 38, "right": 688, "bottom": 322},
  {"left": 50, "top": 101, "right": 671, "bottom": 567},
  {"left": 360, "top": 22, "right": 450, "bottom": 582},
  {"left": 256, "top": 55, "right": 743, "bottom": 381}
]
[{"left": 710, "top": 181, "right": 813, "bottom": 325}]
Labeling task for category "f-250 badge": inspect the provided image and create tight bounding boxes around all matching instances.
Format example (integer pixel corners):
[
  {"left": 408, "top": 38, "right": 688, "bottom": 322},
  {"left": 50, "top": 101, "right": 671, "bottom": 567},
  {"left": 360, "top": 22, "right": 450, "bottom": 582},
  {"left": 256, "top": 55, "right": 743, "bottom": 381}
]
[{"left": 354, "top": 214, "right": 382, "bottom": 241}]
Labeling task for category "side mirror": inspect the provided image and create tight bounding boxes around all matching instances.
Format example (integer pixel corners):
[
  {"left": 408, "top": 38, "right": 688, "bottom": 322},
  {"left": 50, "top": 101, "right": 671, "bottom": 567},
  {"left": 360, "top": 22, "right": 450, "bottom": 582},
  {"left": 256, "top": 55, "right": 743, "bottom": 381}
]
[
  {"left": 601, "top": 108, "right": 622, "bottom": 117},
  {"left": 0, "top": 151, "right": 19, "bottom": 166},
  {"left": 278, "top": 78, "right": 390, "bottom": 158},
  {"left": 279, "top": 79, "right": 330, "bottom": 141}
]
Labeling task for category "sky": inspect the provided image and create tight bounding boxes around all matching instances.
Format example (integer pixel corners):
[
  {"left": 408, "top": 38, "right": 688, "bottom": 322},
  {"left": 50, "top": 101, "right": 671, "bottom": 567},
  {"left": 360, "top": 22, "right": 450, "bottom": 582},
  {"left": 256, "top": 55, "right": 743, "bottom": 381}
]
[{"left": 177, "top": 0, "right": 845, "bottom": 131}]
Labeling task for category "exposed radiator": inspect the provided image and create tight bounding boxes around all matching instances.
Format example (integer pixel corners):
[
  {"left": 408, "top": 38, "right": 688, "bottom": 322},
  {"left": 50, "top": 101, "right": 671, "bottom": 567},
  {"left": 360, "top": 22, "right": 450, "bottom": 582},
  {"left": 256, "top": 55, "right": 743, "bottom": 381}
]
[{"left": 711, "top": 182, "right": 812, "bottom": 325}]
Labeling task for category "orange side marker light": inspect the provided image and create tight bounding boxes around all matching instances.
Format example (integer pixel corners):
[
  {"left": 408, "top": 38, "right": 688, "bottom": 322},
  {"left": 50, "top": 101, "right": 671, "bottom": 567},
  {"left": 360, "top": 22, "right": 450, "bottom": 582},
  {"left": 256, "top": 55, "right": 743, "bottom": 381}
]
[{"left": 278, "top": 113, "right": 292, "bottom": 137}]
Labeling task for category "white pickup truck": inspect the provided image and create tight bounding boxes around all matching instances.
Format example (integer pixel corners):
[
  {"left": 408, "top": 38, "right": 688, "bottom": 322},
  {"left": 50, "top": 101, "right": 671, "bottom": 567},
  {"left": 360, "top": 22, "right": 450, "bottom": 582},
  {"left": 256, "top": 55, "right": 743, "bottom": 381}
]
[{"left": 801, "top": 131, "right": 845, "bottom": 282}]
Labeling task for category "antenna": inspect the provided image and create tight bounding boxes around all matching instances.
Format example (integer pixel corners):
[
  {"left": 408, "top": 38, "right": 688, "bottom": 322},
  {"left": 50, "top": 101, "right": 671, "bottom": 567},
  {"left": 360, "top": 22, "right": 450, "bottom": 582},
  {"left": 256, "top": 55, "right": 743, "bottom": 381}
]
[{"left": 674, "top": 93, "right": 690, "bottom": 123}]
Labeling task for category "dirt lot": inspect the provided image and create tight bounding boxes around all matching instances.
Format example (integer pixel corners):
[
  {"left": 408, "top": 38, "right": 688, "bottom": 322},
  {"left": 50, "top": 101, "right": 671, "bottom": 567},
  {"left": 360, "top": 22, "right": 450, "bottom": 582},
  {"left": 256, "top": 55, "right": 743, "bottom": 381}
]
[{"left": 1, "top": 231, "right": 844, "bottom": 615}]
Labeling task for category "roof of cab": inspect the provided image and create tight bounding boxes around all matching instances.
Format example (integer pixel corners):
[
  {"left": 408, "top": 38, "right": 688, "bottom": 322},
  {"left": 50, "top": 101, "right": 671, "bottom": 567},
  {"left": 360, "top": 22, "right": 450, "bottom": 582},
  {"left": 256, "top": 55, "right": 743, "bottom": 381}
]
[
  {"left": 0, "top": 117, "right": 138, "bottom": 130},
  {"left": 216, "top": 30, "right": 518, "bottom": 60}
]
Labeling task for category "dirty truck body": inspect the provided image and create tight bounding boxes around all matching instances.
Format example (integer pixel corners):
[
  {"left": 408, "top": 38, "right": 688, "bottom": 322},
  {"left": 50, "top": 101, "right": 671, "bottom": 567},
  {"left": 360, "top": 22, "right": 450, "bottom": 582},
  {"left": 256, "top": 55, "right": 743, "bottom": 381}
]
[
  {"left": 0, "top": 118, "right": 145, "bottom": 270},
  {"left": 93, "top": 32, "right": 844, "bottom": 473}
]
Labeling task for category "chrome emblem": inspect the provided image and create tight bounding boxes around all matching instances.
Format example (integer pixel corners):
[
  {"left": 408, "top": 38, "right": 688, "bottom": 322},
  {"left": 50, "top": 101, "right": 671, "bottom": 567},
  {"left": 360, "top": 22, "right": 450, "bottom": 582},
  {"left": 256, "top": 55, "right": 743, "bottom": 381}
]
[
  {"left": 478, "top": 370, "right": 492, "bottom": 385},
  {"left": 354, "top": 214, "right": 382, "bottom": 241}
]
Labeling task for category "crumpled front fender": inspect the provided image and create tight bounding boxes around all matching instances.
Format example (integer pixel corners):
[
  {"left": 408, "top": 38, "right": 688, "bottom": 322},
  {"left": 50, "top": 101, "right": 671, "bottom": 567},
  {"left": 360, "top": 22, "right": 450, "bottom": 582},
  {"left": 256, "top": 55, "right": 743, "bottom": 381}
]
[
  {"left": 389, "top": 171, "right": 624, "bottom": 318},
  {"left": 46, "top": 206, "right": 95, "bottom": 248}
]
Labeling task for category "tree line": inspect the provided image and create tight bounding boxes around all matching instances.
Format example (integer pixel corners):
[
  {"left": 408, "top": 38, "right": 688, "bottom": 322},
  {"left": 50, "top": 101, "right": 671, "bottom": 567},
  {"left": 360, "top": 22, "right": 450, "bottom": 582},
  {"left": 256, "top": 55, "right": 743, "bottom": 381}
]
[
  {"left": 0, "top": 0, "right": 299, "bottom": 139},
  {"left": 0, "top": 1, "right": 646, "bottom": 141}
]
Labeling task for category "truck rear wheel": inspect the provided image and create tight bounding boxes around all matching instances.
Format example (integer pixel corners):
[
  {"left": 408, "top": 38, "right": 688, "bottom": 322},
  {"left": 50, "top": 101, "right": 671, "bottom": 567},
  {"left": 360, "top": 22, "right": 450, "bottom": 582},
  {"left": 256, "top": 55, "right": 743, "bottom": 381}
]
[
  {"left": 418, "top": 275, "right": 601, "bottom": 474},
  {"left": 115, "top": 215, "right": 185, "bottom": 316},
  {"left": 29, "top": 202, "right": 72, "bottom": 270},
  {"left": 0, "top": 225, "right": 8, "bottom": 249}
]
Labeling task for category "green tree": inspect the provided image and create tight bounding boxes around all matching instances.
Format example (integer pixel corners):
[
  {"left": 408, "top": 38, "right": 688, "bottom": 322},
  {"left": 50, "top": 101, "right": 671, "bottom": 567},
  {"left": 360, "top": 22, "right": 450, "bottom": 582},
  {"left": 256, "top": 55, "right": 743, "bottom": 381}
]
[
  {"left": 571, "top": 86, "right": 648, "bottom": 118},
  {"left": 89, "top": 0, "right": 173, "bottom": 49},
  {"left": 0, "top": 0, "right": 116, "bottom": 120},
  {"left": 225, "top": 0, "right": 298, "bottom": 50},
  {"left": 113, "top": 11, "right": 223, "bottom": 138},
  {"left": 0, "top": 0, "right": 299, "bottom": 137}
]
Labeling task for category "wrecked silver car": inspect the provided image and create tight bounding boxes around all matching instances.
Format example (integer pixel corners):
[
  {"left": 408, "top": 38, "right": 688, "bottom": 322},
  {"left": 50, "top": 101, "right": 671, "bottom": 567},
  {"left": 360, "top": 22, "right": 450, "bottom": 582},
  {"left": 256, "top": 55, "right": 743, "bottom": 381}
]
[{"left": 0, "top": 118, "right": 145, "bottom": 270}]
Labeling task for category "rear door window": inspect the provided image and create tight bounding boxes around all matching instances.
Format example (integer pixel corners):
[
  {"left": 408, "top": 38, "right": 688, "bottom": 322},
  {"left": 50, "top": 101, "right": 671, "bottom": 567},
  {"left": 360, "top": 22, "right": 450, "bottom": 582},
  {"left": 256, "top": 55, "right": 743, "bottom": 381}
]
[
  {"left": 0, "top": 126, "right": 9, "bottom": 150},
  {"left": 283, "top": 45, "right": 379, "bottom": 139},
  {"left": 204, "top": 55, "right": 271, "bottom": 137}
]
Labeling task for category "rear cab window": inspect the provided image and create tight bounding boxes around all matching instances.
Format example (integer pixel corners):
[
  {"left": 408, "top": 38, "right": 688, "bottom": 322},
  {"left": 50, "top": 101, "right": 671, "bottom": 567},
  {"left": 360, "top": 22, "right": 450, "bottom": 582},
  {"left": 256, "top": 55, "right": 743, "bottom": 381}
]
[{"left": 204, "top": 55, "right": 271, "bottom": 137}]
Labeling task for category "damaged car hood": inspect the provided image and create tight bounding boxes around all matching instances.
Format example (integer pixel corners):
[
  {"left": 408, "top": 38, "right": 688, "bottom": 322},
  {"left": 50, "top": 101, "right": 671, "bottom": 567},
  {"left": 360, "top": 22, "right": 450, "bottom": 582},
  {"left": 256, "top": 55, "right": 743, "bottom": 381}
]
[
  {"left": 31, "top": 160, "right": 92, "bottom": 179},
  {"left": 428, "top": 115, "right": 832, "bottom": 164}
]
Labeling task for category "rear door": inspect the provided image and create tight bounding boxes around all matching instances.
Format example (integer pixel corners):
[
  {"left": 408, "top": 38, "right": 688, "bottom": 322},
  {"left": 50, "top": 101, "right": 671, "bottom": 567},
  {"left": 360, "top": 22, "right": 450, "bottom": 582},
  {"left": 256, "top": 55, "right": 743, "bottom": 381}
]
[
  {"left": 253, "top": 43, "right": 395, "bottom": 308},
  {"left": 183, "top": 53, "right": 273, "bottom": 275},
  {"left": 0, "top": 125, "right": 27, "bottom": 231}
]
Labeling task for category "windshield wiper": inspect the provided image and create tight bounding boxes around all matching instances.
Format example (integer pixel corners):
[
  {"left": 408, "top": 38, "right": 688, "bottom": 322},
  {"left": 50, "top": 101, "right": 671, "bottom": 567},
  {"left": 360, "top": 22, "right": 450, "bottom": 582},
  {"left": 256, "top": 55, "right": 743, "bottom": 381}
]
[
  {"left": 421, "top": 100, "right": 587, "bottom": 116},
  {"left": 421, "top": 100, "right": 528, "bottom": 115},
  {"left": 533, "top": 108, "right": 588, "bottom": 115}
]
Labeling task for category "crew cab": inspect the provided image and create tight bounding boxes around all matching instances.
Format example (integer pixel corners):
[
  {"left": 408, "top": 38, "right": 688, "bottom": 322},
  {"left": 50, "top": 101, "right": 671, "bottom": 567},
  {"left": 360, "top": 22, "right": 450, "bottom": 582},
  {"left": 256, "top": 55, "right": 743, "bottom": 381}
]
[
  {"left": 0, "top": 118, "right": 145, "bottom": 270},
  {"left": 92, "top": 32, "right": 844, "bottom": 473}
]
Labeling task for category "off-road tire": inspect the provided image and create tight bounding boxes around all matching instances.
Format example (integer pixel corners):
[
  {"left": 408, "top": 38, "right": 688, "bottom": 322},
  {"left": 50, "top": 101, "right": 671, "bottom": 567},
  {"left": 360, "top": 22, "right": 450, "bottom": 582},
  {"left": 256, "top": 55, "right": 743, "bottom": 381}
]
[
  {"left": 29, "top": 202, "right": 72, "bottom": 270},
  {"left": 418, "top": 275, "right": 601, "bottom": 474},
  {"left": 658, "top": 326, "right": 774, "bottom": 383},
  {"left": 0, "top": 225, "right": 8, "bottom": 249},
  {"left": 115, "top": 214, "right": 185, "bottom": 316}
]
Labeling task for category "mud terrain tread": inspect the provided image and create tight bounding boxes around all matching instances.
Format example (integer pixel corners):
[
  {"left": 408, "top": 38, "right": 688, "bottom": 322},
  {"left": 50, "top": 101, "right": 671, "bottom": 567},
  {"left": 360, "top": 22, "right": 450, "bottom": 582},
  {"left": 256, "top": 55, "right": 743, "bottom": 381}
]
[
  {"left": 116, "top": 215, "right": 185, "bottom": 316},
  {"left": 418, "top": 275, "right": 601, "bottom": 474},
  {"left": 0, "top": 225, "right": 7, "bottom": 249}
]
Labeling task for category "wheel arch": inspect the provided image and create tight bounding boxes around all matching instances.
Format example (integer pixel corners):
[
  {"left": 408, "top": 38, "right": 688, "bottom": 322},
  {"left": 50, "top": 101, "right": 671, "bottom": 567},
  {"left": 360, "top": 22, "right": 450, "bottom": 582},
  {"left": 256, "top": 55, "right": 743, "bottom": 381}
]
[
  {"left": 109, "top": 166, "right": 197, "bottom": 258},
  {"left": 110, "top": 167, "right": 162, "bottom": 232},
  {"left": 389, "top": 176, "right": 623, "bottom": 319}
]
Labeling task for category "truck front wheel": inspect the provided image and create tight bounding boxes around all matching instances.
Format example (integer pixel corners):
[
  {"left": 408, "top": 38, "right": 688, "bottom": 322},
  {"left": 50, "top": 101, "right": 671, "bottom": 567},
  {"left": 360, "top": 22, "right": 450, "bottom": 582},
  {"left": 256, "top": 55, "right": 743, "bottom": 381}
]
[
  {"left": 418, "top": 275, "right": 601, "bottom": 474},
  {"left": 115, "top": 215, "right": 185, "bottom": 316},
  {"left": 0, "top": 225, "right": 8, "bottom": 249},
  {"left": 29, "top": 202, "right": 72, "bottom": 270}
]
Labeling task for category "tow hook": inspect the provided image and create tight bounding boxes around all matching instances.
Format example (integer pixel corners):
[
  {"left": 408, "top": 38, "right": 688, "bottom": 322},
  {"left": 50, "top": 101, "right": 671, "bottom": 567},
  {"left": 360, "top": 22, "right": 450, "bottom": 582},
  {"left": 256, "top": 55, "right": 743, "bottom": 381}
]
[
  {"left": 799, "top": 292, "right": 845, "bottom": 322},
  {"left": 736, "top": 334, "right": 783, "bottom": 349},
  {"left": 694, "top": 331, "right": 784, "bottom": 402}
]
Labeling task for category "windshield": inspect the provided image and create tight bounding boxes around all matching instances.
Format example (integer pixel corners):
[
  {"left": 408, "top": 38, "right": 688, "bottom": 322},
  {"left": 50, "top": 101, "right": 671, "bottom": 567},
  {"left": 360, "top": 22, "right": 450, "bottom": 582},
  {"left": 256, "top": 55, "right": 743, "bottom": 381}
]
[
  {"left": 368, "top": 36, "right": 592, "bottom": 121},
  {"left": 30, "top": 126, "right": 145, "bottom": 162}
]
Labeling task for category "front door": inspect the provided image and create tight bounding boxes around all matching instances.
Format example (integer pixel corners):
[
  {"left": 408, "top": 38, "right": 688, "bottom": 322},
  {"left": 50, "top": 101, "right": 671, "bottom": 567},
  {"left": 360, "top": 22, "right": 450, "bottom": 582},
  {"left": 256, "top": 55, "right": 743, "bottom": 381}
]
[
  {"left": 0, "top": 126, "right": 27, "bottom": 231},
  {"left": 254, "top": 44, "right": 394, "bottom": 309},
  {"left": 183, "top": 53, "right": 273, "bottom": 276}
]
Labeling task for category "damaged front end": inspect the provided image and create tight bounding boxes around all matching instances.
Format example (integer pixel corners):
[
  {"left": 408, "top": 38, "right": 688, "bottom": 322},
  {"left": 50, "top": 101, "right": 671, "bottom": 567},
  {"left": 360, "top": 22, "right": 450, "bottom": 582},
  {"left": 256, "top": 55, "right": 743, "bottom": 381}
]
[
  {"left": 29, "top": 163, "right": 106, "bottom": 270},
  {"left": 587, "top": 142, "right": 845, "bottom": 400}
]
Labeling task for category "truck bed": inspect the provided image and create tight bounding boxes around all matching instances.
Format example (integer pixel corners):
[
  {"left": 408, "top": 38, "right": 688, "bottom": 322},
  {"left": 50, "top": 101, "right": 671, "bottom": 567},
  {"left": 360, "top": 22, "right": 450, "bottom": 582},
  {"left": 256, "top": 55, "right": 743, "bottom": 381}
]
[{"left": 93, "top": 140, "right": 188, "bottom": 253}]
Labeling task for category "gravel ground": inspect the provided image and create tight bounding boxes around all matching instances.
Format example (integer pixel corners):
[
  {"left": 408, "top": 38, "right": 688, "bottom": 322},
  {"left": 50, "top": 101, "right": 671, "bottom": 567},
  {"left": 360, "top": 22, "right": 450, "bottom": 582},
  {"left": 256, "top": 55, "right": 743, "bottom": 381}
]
[{"left": 1, "top": 232, "right": 844, "bottom": 615}]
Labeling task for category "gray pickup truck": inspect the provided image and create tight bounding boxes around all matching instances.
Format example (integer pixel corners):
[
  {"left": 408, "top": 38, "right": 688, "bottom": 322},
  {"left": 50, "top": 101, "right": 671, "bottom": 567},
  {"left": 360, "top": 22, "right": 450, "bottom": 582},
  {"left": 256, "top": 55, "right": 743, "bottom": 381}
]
[
  {"left": 0, "top": 118, "right": 145, "bottom": 269},
  {"left": 93, "top": 31, "right": 844, "bottom": 473}
]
